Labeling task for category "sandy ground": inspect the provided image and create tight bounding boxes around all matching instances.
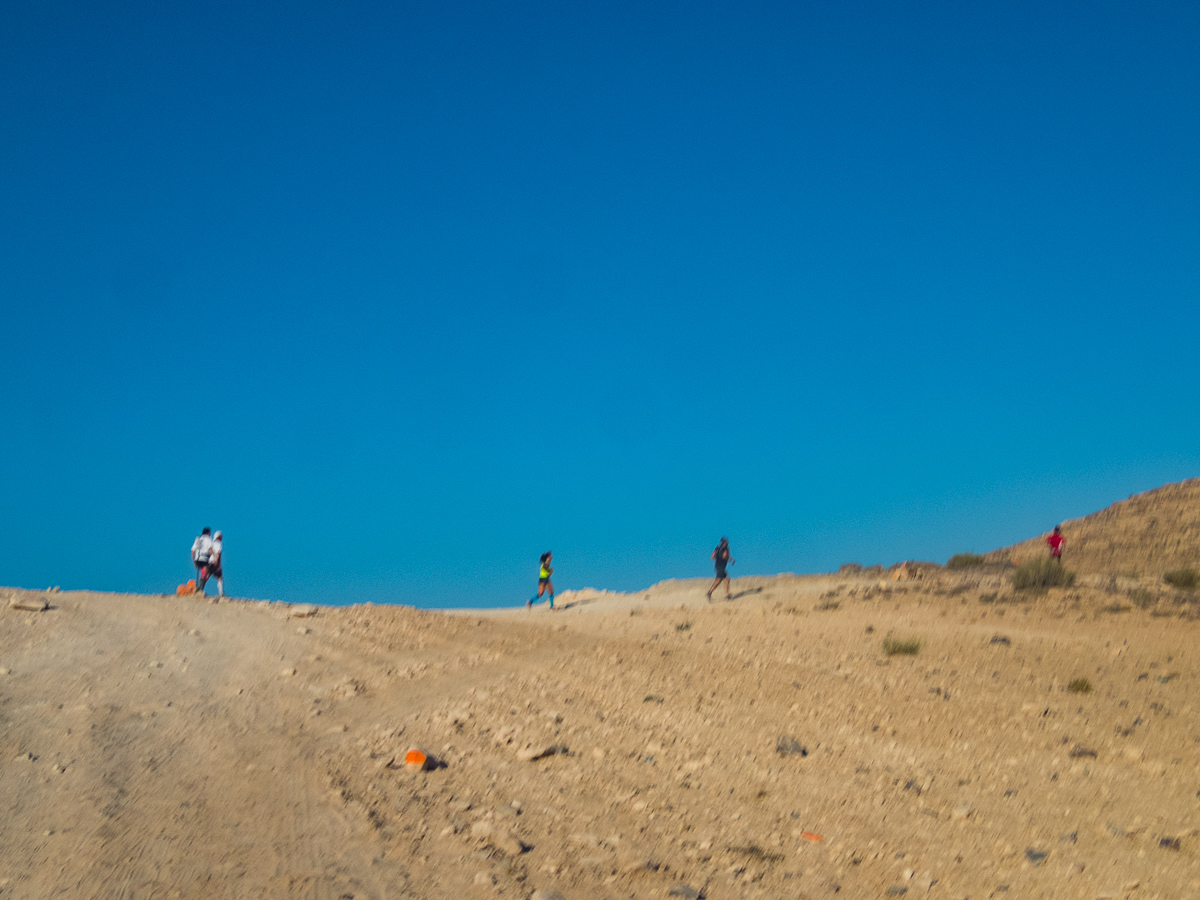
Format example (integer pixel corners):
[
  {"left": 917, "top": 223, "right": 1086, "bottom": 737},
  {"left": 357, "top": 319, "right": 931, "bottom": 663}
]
[{"left": 3, "top": 565, "right": 1200, "bottom": 900}]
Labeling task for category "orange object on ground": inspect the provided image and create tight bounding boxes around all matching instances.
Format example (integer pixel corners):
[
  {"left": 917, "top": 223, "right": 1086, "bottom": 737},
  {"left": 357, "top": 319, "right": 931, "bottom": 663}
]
[
  {"left": 800, "top": 831, "right": 823, "bottom": 842},
  {"left": 176, "top": 579, "right": 196, "bottom": 596},
  {"left": 405, "top": 748, "right": 429, "bottom": 769}
]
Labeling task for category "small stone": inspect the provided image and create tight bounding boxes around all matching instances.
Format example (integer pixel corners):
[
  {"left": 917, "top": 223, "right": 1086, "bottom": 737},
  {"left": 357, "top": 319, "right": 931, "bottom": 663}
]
[
  {"left": 1122, "top": 746, "right": 1144, "bottom": 762},
  {"left": 288, "top": 604, "right": 318, "bottom": 618},
  {"left": 569, "top": 833, "right": 600, "bottom": 847},
  {"left": 902, "top": 868, "right": 914, "bottom": 879},
  {"left": 281, "top": 668, "right": 296, "bottom": 676},
  {"left": 473, "top": 871, "right": 495, "bottom": 886},
  {"left": 669, "top": 885, "right": 701, "bottom": 898},
  {"left": 493, "top": 725, "right": 519, "bottom": 746},
  {"left": 885, "top": 887, "right": 908, "bottom": 896},
  {"left": 496, "top": 832, "right": 526, "bottom": 855},
  {"left": 951, "top": 805, "right": 972, "bottom": 821},
  {"left": 470, "top": 820, "right": 494, "bottom": 840},
  {"left": 0, "top": 667, "right": 10, "bottom": 675},
  {"left": 1123, "top": 880, "right": 1140, "bottom": 890},
  {"left": 530, "top": 891, "right": 566, "bottom": 900},
  {"left": 593, "top": 747, "right": 605, "bottom": 759},
  {"left": 297, "top": 627, "right": 310, "bottom": 635}
]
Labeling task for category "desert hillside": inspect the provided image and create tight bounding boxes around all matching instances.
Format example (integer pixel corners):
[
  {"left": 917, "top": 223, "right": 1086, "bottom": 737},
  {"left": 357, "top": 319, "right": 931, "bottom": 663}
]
[
  {"left": 3, "top": 554, "right": 1200, "bottom": 899},
  {"left": 985, "top": 478, "right": 1200, "bottom": 578}
]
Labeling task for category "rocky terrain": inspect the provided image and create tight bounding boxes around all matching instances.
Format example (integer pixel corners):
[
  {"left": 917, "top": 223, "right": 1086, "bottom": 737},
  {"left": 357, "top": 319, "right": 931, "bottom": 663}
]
[
  {"left": 986, "top": 478, "right": 1200, "bottom": 579},
  {"left": 2, "top": 481, "right": 1200, "bottom": 900}
]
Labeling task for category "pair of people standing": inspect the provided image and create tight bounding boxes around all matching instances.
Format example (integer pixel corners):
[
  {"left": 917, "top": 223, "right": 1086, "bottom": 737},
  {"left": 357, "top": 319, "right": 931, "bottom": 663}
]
[{"left": 190, "top": 527, "right": 225, "bottom": 597}]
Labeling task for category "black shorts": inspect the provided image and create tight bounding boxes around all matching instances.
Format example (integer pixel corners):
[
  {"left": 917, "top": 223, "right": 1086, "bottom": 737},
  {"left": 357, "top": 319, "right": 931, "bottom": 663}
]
[
  {"left": 714, "top": 566, "right": 728, "bottom": 580},
  {"left": 538, "top": 577, "right": 551, "bottom": 587}
]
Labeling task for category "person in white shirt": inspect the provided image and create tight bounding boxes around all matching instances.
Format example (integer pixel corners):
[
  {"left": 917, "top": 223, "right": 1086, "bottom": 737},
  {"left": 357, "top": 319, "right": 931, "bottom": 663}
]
[
  {"left": 190, "top": 528, "right": 213, "bottom": 593},
  {"left": 208, "top": 531, "right": 225, "bottom": 598}
]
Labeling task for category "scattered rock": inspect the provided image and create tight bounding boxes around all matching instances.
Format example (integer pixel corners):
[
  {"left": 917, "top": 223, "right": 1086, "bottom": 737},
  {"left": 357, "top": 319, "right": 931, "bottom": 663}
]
[
  {"left": 473, "top": 871, "right": 495, "bottom": 886},
  {"left": 516, "top": 743, "right": 568, "bottom": 762},
  {"left": 668, "top": 885, "right": 701, "bottom": 898},
  {"left": 10, "top": 595, "right": 48, "bottom": 612},
  {"left": 493, "top": 725, "right": 519, "bottom": 746},
  {"left": 471, "top": 820, "right": 494, "bottom": 840},
  {"left": 288, "top": 604, "right": 317, "bottom": 618},
  {"left": 885, "top": 887, "right": 908, "bottom": 896},
  {"left": 496, "top": 832, "right": 527, "bottom": 856},
  {"left": 530, "top": 891, "right": 566, "bottom": 900},
  {"left": 775, "top": 736, "right": 807, "bottom": 757},
  {"left": 951, "top": 805, "right": 972, "bottom": 821}
]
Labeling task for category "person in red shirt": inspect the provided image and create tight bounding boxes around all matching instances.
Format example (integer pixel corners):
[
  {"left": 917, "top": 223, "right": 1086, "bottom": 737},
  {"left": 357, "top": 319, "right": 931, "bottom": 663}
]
[{"left": 1046, "top": 525, "right": 1065, "bottom": 563}]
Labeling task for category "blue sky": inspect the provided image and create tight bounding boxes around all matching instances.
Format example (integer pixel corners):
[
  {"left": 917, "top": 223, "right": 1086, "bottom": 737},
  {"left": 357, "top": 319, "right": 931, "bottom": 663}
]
[{"left": 2, "top": 0, "right": 1197, "bottom": 607}]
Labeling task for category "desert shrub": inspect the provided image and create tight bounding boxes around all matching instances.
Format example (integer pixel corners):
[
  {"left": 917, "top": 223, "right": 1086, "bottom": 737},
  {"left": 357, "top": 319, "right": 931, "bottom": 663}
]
[
  {"left": 675, "top": 621, "right": 691, "bottom": 632},
  {"left": 947, "top": 552, "right": 987, "bottom": 569},
  {"left": 883, "top": 637, "right": 921, "bottom": 657},
  {"left": 1068, "top": 678, "right": 1092, "bottom": 694},
  {"left": 1129, "top": 588, "right": 1157, "bottom": 609},
  {"left": 1164, "top": 569, "right": 1199, "bottom": 590},
  {"left": 1011, "top": 558, "right": 1076, "bottom": 591}
]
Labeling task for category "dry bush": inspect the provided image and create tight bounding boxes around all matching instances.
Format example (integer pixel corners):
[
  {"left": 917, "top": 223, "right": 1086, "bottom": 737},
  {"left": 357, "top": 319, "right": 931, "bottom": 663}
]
[
  {"left": 1012, "top": 558, "right": 1076, "bottom": 591},
  {"left": 1164, "top": 569, "right": 1198, "bottom": 590},
  {"left": 1129, "top": 587, "right": 1157, "bottom": 609},
  {"left": 947, "top": 553, "right": 987, "bottom": 569},
  {"left": 883, "top": 637, "right": 921, "bottom": 657}
]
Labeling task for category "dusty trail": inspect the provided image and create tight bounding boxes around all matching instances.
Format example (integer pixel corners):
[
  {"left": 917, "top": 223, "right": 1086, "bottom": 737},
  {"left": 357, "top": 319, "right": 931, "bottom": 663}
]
[{"left": 3, "top": 559, "right": 1200, "bottom": 899}]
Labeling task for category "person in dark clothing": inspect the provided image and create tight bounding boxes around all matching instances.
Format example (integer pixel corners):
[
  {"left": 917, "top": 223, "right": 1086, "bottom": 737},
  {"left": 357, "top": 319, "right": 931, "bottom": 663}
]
[{"left": 707, "top": 537, "right": 734, "bottom": 600}]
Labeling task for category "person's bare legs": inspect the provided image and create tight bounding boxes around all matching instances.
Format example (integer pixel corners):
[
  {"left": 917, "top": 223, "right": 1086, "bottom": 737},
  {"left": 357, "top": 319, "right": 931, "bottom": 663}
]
[{"left": 707, "top": 574, "right": 728, "bottom": 599}]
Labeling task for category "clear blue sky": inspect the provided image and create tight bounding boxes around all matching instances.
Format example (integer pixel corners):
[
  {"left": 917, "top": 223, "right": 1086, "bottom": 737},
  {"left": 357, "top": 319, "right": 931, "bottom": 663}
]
[{"left": 3, "top": 0, "right": 1197, "bottom": 607}]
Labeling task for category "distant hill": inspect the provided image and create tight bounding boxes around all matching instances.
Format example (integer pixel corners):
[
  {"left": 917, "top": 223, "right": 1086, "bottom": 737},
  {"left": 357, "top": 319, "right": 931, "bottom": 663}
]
[{"left": 985, "top": 477, "right": 1200, "bottom": 577}]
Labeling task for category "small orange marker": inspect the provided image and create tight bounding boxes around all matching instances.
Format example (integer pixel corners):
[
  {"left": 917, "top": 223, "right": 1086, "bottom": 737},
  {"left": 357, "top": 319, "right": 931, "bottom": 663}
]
[
  {"left": 800, "top": 831, "right": 823, "bottom": 842},
  {"left": 405, "top": 748, "right": 428, "bottom": 768}
]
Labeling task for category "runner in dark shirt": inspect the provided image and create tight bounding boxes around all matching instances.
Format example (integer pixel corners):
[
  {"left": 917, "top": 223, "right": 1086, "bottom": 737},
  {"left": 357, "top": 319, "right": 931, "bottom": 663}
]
[{"left": 707, "top": 537, "right": 734, "bottom": 600}]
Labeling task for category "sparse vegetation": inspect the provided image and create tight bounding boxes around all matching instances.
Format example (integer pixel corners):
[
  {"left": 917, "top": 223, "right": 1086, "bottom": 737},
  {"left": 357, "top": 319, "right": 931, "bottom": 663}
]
[
  {"left": 979, "top": 592, "right": 998, "bottom": 604},
  {"left": 883, "top": 637, "right": 921, "bottom": 657},
  {"left": 674, "top": 621, "right": 691, "bottom": 632},
  {"left": 1164, "top": 569, "right": 1199, "bottom": 590},
  {"left": 815, "top": 600, "right": 840, "bottom": 611},
  {"left": 1068, "top": 678, "right": 1092, "bottom": 694},
  {"left": 1129, "top": 588, "right": 1157, "bottom": 609},
  {"left": 729, "top": 844, "right": 784, "bottom": 863},
  {"left": 1011, "top": 558, "right": 1076, "bottom": 591},
  {"left": 947, "top": 552, "right": 987, "bottom": 569}
]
